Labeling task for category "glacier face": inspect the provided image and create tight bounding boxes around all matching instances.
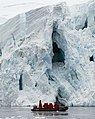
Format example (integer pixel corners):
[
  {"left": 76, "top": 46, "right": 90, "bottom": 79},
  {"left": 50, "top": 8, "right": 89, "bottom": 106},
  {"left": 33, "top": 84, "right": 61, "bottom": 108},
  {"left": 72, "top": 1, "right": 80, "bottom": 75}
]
[
  {"left": 0, "top": 17, "right": 7, "bottom": 25},
  {"left": 0, "top": 1, "right": 95, "bottom": 106}
]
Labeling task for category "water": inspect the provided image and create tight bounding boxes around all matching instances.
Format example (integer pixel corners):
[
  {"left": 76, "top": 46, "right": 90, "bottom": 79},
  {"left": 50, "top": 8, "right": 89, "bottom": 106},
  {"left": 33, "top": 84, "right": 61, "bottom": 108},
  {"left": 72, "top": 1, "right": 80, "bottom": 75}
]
[{"left": 0, "top": 107, "right": 95, "bottom": 119}]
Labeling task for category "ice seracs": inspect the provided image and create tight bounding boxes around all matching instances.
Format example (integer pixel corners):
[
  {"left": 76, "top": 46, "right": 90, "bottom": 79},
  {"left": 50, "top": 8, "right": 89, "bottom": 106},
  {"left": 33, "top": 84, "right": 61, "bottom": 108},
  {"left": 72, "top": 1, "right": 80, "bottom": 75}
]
[{"left": 0, "top": 1, "right": 95, "bottom": 106}]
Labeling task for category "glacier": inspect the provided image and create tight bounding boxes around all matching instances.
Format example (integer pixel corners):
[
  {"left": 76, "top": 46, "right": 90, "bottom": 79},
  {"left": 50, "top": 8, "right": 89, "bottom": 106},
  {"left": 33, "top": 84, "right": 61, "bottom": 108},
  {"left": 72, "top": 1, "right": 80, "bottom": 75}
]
[
  {"left": 0, "top": 0, "right": 95, "bottom": 106},
  {"left": 0, "top": 17, "right": 7, "bottom": 25}
]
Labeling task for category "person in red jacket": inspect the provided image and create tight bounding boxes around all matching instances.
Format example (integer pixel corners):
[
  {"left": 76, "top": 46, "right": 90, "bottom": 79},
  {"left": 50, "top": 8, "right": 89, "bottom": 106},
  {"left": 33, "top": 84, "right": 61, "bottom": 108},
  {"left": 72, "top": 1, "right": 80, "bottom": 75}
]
[
  {"left": 48, "top": 103, "right": 53, "bottom": 109},
  {"left": 43, "top": 103, "right": 48, "bottom": 108},
  {"left": 39, "top": 100, "right": 42, "bottom": 109},
  {"left": 54, "top": 101, "right": 59, "bottom": 109}
]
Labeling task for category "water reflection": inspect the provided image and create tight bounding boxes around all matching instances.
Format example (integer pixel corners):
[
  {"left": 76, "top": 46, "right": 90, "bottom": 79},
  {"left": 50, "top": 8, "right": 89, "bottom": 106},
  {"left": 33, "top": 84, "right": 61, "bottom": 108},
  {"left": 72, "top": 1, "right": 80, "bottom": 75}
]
[
  {"left": 0, "top": 107, "right": 95, "bottom": 119},
  {"left": 33, "top": 111, "right": 68, "bottom": 117}
]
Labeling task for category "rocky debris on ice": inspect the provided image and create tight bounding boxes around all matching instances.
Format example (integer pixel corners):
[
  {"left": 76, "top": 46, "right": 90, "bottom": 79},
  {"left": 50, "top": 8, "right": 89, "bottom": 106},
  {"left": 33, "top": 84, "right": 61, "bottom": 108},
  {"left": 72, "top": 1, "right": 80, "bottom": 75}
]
[{"left": 0, "top": 0, "right": 95, "bottom": 106}]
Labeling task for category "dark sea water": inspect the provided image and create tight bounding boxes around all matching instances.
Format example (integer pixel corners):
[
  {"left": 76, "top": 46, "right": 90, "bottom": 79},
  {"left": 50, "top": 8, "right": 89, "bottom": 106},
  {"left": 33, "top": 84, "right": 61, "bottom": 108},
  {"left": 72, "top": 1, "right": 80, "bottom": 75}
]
[{"left": 0, "top": 107, "right": 95, "bottom": 119}]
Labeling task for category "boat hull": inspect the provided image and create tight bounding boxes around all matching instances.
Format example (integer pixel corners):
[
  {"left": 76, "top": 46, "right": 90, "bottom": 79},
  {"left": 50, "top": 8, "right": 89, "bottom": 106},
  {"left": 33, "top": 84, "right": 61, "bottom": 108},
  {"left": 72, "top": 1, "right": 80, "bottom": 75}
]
[{"left": 31, "top": 106, "right": 68, "bottom": 112}]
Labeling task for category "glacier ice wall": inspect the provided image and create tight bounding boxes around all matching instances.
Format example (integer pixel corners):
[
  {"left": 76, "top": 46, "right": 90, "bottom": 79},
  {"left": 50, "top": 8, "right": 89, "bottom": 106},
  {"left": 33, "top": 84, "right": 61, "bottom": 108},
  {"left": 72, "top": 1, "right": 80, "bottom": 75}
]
[{"left": 0, "top": 1, "right": 95, "bottom": 106}]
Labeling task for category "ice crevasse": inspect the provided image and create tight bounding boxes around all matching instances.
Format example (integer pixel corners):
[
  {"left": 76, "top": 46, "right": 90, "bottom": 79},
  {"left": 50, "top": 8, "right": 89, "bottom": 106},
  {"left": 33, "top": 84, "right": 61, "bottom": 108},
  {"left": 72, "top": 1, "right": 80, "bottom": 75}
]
[{"left": 0, "top": 0, "right": 95, "bottom": 106}]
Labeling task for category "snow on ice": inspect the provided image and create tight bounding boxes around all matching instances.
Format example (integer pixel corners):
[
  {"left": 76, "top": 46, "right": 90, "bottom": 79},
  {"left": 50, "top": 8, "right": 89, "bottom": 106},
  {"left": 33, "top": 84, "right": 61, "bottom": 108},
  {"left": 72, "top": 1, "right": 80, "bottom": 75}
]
[{"left": 0, "top": 0, "right": 95, "bottom": 106}]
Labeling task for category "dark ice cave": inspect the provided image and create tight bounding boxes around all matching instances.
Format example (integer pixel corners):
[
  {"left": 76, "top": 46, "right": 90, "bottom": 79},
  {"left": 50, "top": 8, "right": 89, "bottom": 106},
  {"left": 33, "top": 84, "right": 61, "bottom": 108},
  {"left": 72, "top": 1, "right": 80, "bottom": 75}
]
[
  {"left": 90, "top": 55, "right": 94, "bottom": 62},
  {"left": 52, "top": 41, "right": 65, "bottom": 63},
  {"left": 19, "top": 73, "right": 23, "bottom": 90},
  {"left": 52, "top": 21, "right": 65, "bottom": 63}
]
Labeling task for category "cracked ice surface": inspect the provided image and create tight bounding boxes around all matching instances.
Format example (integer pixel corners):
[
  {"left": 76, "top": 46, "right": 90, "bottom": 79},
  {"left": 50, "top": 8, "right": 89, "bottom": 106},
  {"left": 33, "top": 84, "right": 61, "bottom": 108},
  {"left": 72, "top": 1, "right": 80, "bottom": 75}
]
[{"left": 0, "top": 0, "right": 95, "bottom": 106}]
